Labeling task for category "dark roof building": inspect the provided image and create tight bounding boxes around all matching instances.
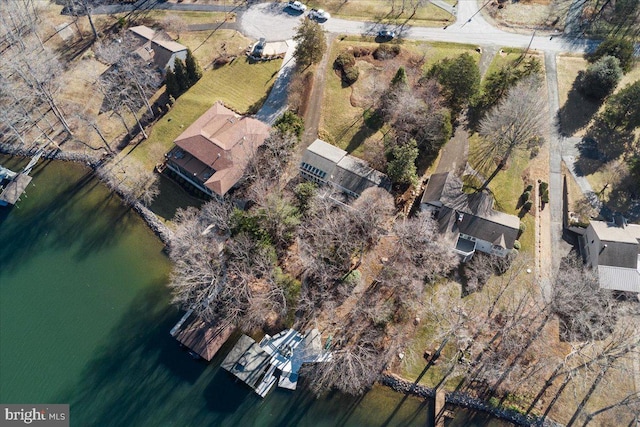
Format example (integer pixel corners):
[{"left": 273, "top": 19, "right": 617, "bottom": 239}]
[
  {"left": 421, "top": 172, "right": 520, "bottom": 260},
  {"left": 583, "top": 219, "right": 640, "bottom": 294}
]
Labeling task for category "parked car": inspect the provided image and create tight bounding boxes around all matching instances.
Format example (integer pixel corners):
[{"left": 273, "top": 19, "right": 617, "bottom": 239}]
[
  {"left": 377, "top": 29, "right": 396, "bottom": 40},
  {"left": 309, "top": 8, "right": 330, "bottom": 21},
  {"left": 287, "top": 1, "right": 307, "bottom": 12}
]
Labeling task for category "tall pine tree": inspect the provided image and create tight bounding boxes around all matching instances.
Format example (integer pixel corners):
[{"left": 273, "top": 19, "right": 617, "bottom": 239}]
[
  {"left": 185, "top": 49, "right": 202, "bottom": 86},
  {"left": 173, "top": 58, "right": 189, "bottom": 93},
  {"left": 165, "top": 68, "right": 180, "bottom": 99}
]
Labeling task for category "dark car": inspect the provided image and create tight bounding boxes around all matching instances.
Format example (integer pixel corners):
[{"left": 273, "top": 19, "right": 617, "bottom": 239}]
[{"left": 377, "top": 30, "right": 396, "bottom": 40}]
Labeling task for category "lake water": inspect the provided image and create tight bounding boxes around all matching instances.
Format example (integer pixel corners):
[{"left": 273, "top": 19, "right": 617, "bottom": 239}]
[{"left": 0, "top": 156, "right": 509, "bottom": 426}]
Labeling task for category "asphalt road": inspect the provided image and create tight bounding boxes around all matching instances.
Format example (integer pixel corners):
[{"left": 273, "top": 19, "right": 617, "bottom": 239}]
[{"left": 239, "top": 2, "right": 598, "bottom": 54}]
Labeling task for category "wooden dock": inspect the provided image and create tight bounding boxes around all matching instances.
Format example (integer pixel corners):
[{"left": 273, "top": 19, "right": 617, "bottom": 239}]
[
  {"left": 0, "top": 173, "right": 32, "bottom": 206},
  {"left": 434, "top": 388, "right": 454, "bottom": 427}
]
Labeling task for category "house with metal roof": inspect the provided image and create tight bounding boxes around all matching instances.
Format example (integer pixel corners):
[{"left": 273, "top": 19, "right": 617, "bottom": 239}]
[
  {"left": 582, "top": 218, "right": 640, "bottom": 294},
  {"left": 129, "top": 25, "right": 188, "bottom": 73},
  {"left": 221, "top": 328, "right": 332, "bottom": 397},
  {"left": 300, "top": 139, "right": 391, "bottom": 198},
  {"left": 163, "top": 102, "right": 271, "bottom": 198},
  {"left": 420, "top": 172, "right": 521, "bottom": 261}
]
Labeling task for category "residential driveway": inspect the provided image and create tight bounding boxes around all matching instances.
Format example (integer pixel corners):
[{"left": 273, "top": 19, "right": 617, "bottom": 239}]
[
  {"left": 239, "top": 3, "right": 305, "bottom": 41},
  {"left": 254, "top": 40, "right": 297, "bottom": 125}
]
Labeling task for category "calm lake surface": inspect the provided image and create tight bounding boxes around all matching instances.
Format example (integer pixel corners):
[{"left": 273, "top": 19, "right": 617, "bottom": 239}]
[{"left": 0, "top": 156, "right": 510, "bottom": 427}]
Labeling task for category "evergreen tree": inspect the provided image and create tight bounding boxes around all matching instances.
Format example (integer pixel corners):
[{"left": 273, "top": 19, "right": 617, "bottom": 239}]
[
  {"left": 578, "top": 55, "right": 622, "bottom": 101},
  {"left": 586, "top": 37, "right": 635, "bottom": 73},
  {"left": 185, "top": 49, "right": 202, "bottom": 86},
  {"left": 293, "top": 20, "right": 327, "bottom": 68},
  {"left": 165, "top": 68, "right": 180, "bottom": 99},
  {"left": 173, "top": 58, "right": 189, "bottom": 93},
  {"left": 427, "top": 53, "right": 480, "bottom": 115},
  {"left": 387, "top": 139, "right": 419, "bottom": 185},
  {"left": 391, "top": 66, "right": 408, "bottom": 86}
]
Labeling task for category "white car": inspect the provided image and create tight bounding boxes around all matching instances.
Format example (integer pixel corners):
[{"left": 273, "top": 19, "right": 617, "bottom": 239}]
[
  {"left": 287, "top": 1, "right": 307, "bottom": 12},
  {"left": 309, "top": 8, "right": 330, "bottom": 21}
]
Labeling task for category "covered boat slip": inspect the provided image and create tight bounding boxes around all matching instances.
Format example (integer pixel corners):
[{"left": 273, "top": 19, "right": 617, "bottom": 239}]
[
  {"left": 170, "top": 310, "right": 236, "bottom": 361},
  {"left": 0, "top": 173, "right": 32, "bottom": 206}
]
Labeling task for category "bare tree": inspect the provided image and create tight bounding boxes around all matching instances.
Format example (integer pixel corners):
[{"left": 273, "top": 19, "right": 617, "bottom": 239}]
[
  {"left": 476, "top": 75, "right": 547, "bottom": 191},
  {"left": 96, "top": 159, "right": 160, "bottom": 206}
]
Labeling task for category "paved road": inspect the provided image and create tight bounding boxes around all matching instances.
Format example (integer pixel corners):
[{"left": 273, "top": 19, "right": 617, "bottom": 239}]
[
  {"left": 239, "top": 2, "right": 597, "bottom": 54},
  {"left": 90, "top": 0, "right": 240, "bottom": 14}
]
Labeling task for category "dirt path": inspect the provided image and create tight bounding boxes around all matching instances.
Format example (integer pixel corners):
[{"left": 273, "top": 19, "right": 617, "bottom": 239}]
[{"left": 302, "top": 34, "right": 336, "bottom": 145}]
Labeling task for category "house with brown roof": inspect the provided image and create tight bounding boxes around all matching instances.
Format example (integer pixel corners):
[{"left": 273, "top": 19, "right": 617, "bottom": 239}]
[
  {"left": 128, "top": 25, "right": 187, "bottom": 73},
  {"left": 421, "top": 172, "right": 521, "bottom": 261},
  {"left": 164, "top": 102, "right": 271, "bottom": 198},
  {"left": 582, "top": 217, "right": 640, "bottom": 294}
]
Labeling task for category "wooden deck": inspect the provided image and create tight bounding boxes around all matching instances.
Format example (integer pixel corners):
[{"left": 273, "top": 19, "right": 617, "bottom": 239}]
[{"left": 0, "top": 173, "right": 32, "bottom": 206}]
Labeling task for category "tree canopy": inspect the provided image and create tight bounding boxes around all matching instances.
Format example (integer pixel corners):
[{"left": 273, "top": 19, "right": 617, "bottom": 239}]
[
  {"left": 578, "top": 55, "right": 622, "bottom": 100},
  {"left": 586, "top": 37, "right": 635, "bottom": 73},
  {"left": 427, "top": 52, "right": 480, "bottom": 115},
  {"left": 293, "top": 20, "right": 327, "bottom": 68}
]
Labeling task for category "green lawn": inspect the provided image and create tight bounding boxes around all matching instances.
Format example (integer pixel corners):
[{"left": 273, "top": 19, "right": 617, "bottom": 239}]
[
  {"left": 484, "top": 47, "right": 526, "bottom": 77},
  {"left": 125, "top": 56, "right": 282, "bottom": 169},
  {"left": 468, "top": 133, "right": 536, "bottom": 253},
  {"left": 307, "top": 0, "right": 454, "bottom": 26}
]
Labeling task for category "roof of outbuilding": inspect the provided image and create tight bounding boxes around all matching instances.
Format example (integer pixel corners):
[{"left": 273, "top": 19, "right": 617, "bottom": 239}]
[{"left": 598, "top": 265, "right": 640, "bottom": 293}]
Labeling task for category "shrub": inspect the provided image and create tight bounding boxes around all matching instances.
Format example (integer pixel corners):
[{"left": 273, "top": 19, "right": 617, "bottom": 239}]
[
  {"left": 519, "top": 222, "right": 526, "bottom": 234},
  {"left": 274, "top": 110, "right": 305, "bottom": 138},
  {"left": 352, "top": 46, "right": 373, "bottom": 57},
  {"left": 522, "top": 190, "right": 531, "bottom": 201},
  {"left": 541, "top": 190, "right": 549, "bottom": 204},
  {"left": 525, "top": 184, "right": 533, "bottom": 192},
  {"left": 523, "top": 201, "right": 533, "bottom": 211},
  {"left": 373, "top": 44, "right": 401, "bottom": 60},
  {"left": 335, "top": 51, "right": 356, "bottom": 69},
  {"left": 539, "top": 181, "right": 548, "bottom": 192},
  {"left": 342, "top": 65, "right": 360, "bottom": 85}
]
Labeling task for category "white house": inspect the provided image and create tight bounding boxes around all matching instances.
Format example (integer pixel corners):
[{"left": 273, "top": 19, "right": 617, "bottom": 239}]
[{"left": 300, "top": 139, "right": 391, "bottom": 197}]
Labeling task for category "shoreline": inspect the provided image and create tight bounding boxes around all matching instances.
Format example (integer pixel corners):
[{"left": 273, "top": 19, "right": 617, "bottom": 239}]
[
  {"left": 2, "top": 147, "right": 561, "bottom": 426},
  {"left": 379, "top": 374, "right": 562, "bottom": 427},
  {"left": 0, "top": 145, "right": 174, "bottom": 246}
]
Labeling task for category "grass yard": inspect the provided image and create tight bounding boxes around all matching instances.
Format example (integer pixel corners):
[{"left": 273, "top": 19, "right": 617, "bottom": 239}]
[
  {"left": 320, "top": 38, "right": 480, "bottom": 161},
  {"left": 306, "top": 0, "right": 454, "bottom": 26},
  {"left": 125, "top": 56, "right": 281, "bottom": 170},
  {"left": 176, "top": 29, "right": 252, "bottom": 69},
  {"left": 484, "top": 47, "right": 530, "bottom": 76},
  {"left": 140, "top": 10, "right": 231, "bottom": 26}
]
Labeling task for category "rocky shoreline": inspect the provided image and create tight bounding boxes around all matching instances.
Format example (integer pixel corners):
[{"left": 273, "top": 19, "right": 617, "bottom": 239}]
[
  {"left": 1, "top": 145, "right": 174, "bottom": 246},
  {"left": 379, "top": 374, "right": 563, "bottom": 427}
]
